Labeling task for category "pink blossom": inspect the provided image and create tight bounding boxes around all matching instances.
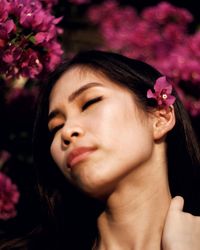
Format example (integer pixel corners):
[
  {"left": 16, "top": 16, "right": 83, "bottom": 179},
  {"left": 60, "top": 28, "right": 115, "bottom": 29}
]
[
  {"left": 21, "top": 49, "right": 43, "bottom": 78},
  {"left": 44, "top": 41, "right": 63, "bottom": 71},
  {"left": 176, "top": 88, "right": 200, "bottom": 116},
  {"left": 19, "top": 7, "right": 56, "bottom": 31},
  {"left": 87, "top": 1, "right": 200, "bottom": 116},
  {"left": 189, "top": 31, "right": 200, "bottom": 57},
  {"left": 147, "top": 76, "right": 176, "bottom": 107},
  {"left": 34, "top": 32, "right": 47, "bottom": 44},
  {"left": 68, "top": 0, "right": 90, "bottom": 5},
  {"left": 0, "top": 0, "right": 9, "bottom": 22},
  {"left": 188, "top": 100, "right": 200, "bottom": 116},
  {"left": 87, "top": 1, "right": 190, "bottom": 59},
  {"left": 8, "top": 0, "right": 42, "bottom": 17},
  {"left": 0, "top": 0, "right": 63, "bottom": 80},
  {"left": 19, "top": 7, "right": 36, "bottom": 28},
  {"left": 34, "top": 17, "right": 62, "bottom": 45},
  {"left": 34, "top": 29, "right": 56, "bottom": 44},
  {"left": 0, "top": 172, "right": 20, "bottom": 220},
  {"left": 87, "top": 0, "right": 123, "bottom": 24},
  {"left": 2, "top": 45, "right": 22, "bottom": 64},
  {"left": 0, "top": 19, "right": 16, "bottom": 39},
  {"left": 142, "top": 2, "right": 193, "bottom": 25}
]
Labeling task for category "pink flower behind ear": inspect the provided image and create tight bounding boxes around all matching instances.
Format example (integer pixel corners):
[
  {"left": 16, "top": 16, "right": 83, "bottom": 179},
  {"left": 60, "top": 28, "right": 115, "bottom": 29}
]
[{"left": 147, "top": 76, "right": 176, "bottom": 107}]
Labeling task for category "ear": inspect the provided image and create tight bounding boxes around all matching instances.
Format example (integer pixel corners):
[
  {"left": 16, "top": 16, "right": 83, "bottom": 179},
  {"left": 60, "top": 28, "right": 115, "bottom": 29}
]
[{"left": 152, "top": 106, "right": 176, "bottom": 140}]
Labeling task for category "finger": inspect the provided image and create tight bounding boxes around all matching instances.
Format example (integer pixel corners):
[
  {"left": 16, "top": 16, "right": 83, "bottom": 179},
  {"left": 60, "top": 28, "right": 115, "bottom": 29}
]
[{"left": 169, "top": 196, "right": 184, "bottom": 211}]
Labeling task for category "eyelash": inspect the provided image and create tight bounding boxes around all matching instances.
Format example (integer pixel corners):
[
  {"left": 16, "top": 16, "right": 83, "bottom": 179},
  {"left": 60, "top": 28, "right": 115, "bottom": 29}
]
[
  {"left": 49, "top": 124, "right": 63, "bottom": 137},
  {"left": 82, "top": 96, "right": 103, "bottom": 111}
]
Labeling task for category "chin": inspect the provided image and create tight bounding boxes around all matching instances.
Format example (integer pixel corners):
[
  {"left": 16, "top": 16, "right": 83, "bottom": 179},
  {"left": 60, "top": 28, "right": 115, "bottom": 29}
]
[
  {"left": 67, "top": 160, "right": 118, "bottom": 199},
  {"left": 71, "top": 175, "right": 115, "bottom": 201}
]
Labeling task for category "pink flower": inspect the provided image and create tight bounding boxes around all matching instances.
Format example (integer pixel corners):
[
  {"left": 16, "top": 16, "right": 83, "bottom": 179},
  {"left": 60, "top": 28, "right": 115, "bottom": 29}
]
[
  {"left": 0, "top": 172, "right": 20, "bottom": 220},
  {"left": 87, "top": 0, "right": 122, "bottom": 24},
  {"left": 34, "top": 31, "right": 53, "bottom": 44},
  {"left": 0, "top": 19, "right": 16, "bottom": 39},
  {"left": 147, "top": 76, "right": 176, "bottom": 107},
  {"left": 44, "top": 41, "right": 63, "bottom": 71},
  {"left": 0, "top": 0, "right": 9, "bottom": 22},
  {"left": 176, "top": 88, "right": 200, "bottom": 117},
  {"left": 2, "top": 45, "right": 22, "bottom": 64},
  {"left": 21, "top": 48, "right": 43, "bottom": 78},
  {"left": 0, "top": 0, "right": 63, "bottom": 80},
  {"left": 142, "top": 2, "right": 193, "bottom": 25},
  {"left": 68, "top": 0, "right": 90, "bottom": 5}
]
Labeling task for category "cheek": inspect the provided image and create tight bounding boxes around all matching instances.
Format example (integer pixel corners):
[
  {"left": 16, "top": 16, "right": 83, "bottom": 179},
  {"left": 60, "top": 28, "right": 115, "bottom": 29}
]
[
  {"left": 50, "top": 138, "right": 64, "bottom": 170},
  {"left": 117, "top": 112, "right": 153, "bottom": 161},
  {"left": 113, "top": 124, "right": 153, "bottom": 166},
  {"left": 84, "top": 109, "right": 120, "bottom": 153},
  {"left": 50, "top": 143, "right": 58, "bottom": 166},
  {"left": 50, "top": 141, "right": 72, "bottom": 181},
  {"left": 85, "top": 99, "right": 144, "bottom": 147},
  {"left": 85, "top": 101, "right": 153, "bottom": 167}
]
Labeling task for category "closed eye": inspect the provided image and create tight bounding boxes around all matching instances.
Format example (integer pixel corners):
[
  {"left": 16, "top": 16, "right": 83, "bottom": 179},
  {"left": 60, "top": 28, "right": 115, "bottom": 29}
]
[
  {"left": 82, "top": 96, "right": 103, "bottom": 111},
  {"left": 49, "top": 124, "right": 63, "bottom": 137}
]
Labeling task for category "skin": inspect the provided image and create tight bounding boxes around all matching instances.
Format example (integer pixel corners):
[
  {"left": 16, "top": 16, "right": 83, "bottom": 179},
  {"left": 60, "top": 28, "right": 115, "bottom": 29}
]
[
  {"left": 48, "top": 66, "right": 195, "bottom": 250},
  {"left": 162, "top": 196, "right": 200, "bottom": 250},
  {"left": 48, "top": 67, "right": 158, "bottom": 198}
]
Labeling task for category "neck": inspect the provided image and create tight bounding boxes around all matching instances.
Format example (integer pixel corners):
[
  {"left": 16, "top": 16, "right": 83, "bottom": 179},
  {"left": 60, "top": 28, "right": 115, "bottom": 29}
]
[{"left": 95, "top": 151, "right": 171, "bottom": 250}]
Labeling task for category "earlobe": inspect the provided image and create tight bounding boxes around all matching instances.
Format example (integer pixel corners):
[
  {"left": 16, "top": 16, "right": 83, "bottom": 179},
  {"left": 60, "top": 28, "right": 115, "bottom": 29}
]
[{"left": 153, "top": 106, "right": 176, "bottom": 140}]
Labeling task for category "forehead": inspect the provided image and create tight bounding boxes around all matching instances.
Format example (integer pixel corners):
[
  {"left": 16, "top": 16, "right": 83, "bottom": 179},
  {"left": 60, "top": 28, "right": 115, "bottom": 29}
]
[
  {"left": 48, "top": 66, "right": 148, "bottom": 122},
  {"left": 49, "top": 66, "right": 130, "bottom": 102}
]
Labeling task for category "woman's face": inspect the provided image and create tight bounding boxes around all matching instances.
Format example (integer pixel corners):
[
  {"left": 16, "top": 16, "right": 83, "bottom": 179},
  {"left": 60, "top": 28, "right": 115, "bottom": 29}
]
[{"left": 48, "top": 67, "right": 155, "bottom": 198}]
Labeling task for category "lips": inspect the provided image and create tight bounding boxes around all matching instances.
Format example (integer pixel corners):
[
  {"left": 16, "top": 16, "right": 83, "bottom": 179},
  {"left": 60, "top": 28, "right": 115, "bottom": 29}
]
[{"left": 67, "top": 147, "right": 96, "bottom": 168}]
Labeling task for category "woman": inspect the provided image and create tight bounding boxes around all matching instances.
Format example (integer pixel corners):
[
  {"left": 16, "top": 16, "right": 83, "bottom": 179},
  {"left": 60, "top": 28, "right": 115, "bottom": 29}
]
[
  {"left": 31, "top": 50, "right": 200, "bottom": 250},
  {"left": 1, "top": 50, "right": 199, "bottom": 250}
]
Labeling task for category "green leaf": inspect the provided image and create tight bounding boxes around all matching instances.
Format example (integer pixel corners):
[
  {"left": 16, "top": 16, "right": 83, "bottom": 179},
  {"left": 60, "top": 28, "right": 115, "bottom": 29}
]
[{"left": 29, "top": 36, "right": 35, "bottom": 44}]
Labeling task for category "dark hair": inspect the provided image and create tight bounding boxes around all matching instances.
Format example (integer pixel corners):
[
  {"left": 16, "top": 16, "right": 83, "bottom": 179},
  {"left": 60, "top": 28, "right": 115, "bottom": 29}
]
[{"left": 4, "top": 50, "right": 200, "bottom": 249}]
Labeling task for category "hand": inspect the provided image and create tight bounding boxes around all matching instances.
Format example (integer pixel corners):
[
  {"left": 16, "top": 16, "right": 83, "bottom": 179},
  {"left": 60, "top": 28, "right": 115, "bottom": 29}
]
[{"left": 162, "top": 196, "right": 200, "bottom": 250}]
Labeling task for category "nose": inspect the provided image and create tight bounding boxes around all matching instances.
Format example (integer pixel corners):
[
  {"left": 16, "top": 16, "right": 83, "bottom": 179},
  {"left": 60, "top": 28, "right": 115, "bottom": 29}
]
[{"left": 61, "top": 123, "right": 84, "bottom": 147}]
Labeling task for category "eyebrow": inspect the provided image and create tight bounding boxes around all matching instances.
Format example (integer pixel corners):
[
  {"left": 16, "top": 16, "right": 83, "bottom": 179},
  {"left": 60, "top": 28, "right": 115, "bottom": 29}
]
[{"left": 48, "top": 82, "right": 104, "bottom": 123}]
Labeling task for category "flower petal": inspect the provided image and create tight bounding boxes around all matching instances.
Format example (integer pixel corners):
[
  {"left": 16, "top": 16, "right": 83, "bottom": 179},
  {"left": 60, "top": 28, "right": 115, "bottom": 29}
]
[
  {"left": 154, "top": 76, "right": 169, "bottom": 92},
  {"left": 165, "top": 95, "right": 176, "bottom": 106},
  {"left": 147, "top": 89, "right": 156, "bottom": 99},
  {"left": 165, "top": 84, "right": 172, "bottom": 94}
]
